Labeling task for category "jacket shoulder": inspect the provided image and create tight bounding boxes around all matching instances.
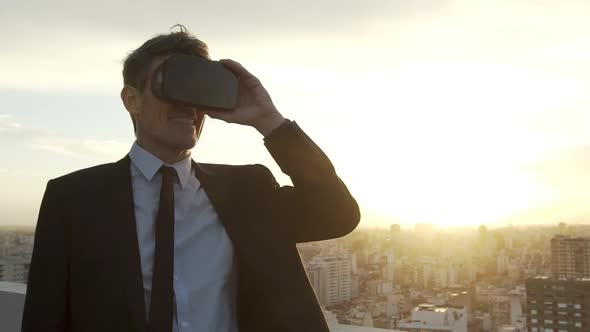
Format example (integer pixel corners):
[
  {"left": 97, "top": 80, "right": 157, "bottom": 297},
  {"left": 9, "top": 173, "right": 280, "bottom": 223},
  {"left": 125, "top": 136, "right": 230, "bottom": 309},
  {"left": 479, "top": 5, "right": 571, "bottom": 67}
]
[{"left": 49, "top": 161, "right": 120, "bottom": 189}]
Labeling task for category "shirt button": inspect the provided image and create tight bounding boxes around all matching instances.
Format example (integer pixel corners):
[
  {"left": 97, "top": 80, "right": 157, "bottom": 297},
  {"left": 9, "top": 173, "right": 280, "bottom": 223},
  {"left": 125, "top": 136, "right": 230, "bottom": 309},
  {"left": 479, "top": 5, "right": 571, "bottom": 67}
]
[
  {"left": 181, "top": 321, "right": 188, "bottom": 328},
  {"left": 174, "top": 274, "right": 178, "bottom": 281}
]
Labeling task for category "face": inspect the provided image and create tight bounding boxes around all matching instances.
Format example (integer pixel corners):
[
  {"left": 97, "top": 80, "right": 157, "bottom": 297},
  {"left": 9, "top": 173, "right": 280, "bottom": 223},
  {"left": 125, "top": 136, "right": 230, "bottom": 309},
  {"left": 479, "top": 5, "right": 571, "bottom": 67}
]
[{"left": 125, "top": 55, "right": 206, "bottom": 155}]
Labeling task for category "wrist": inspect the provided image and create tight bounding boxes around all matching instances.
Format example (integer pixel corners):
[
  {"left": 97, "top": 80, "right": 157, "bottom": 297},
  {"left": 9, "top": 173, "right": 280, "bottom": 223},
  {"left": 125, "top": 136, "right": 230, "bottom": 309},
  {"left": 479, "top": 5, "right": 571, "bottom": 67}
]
[{"left": 255, "top": 112, "right": 286, "bottom": 137}]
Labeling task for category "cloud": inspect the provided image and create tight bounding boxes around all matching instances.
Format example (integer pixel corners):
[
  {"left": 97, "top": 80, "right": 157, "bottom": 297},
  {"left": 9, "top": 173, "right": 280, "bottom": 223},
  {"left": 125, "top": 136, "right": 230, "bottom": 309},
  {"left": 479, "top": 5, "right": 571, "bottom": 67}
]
[
  {"left": 0, "top": 0, "right": 454, "bottom": 91},
  {"left": 0, "top": 0, "right": 449, "bottom": 42},
  {"left": 0, "top": 114, "right": 23, "bottom": 132},
  {"left": 0, "top": 113, "right": 54, "bottom": 139},
  {"left": 3, "top": 0, "right": 590, "bottom": 93},
  {"left": 0, "top": 113, "right": 128, "bottom": 161},
  {"left": 28, "top": 137, "right": 128, "bottom": 160}
]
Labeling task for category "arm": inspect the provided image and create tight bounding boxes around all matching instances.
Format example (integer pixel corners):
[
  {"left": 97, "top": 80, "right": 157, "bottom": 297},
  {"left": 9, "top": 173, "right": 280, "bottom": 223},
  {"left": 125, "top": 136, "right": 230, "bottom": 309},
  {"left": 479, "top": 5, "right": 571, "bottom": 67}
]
[
  {"left": 258, "top": 120, "right": 361, "bottom": 243},
  {"left": 203, "top": 59, "right": 360, "bottom": 242},
  {"left": 21, "top": 179, "right": 70, "bottom": 332}
]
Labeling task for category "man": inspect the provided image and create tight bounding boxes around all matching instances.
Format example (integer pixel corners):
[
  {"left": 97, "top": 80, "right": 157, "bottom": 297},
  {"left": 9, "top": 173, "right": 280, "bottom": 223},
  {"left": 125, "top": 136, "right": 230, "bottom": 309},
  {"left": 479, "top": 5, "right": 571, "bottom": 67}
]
[{"left": 22, "top": 26, "right": 360, "bottom": 332}]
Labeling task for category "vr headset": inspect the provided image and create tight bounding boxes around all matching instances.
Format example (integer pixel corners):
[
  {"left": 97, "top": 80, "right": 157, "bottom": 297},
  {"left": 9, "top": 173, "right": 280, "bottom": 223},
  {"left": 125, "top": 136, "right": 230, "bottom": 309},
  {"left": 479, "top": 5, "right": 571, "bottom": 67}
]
[{"left": 151, "top": 54, "right": 239, "bottom": 110}]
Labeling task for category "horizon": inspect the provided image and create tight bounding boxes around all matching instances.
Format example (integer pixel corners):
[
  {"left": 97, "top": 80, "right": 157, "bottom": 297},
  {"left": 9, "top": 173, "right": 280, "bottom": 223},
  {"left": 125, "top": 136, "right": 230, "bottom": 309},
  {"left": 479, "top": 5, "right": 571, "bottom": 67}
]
[
  {"left": 2, "top": 0, "right": 590, "bottom": 228},
  {"left": 1, "top": 221, "right": 587, "bottom": 232}
]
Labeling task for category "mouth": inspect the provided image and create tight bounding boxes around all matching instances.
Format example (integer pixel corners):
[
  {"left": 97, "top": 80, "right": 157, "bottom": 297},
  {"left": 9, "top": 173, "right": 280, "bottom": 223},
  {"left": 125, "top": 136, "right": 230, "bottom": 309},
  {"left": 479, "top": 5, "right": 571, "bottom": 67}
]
[{"left": 168, "top": 116, "right": 198, "bottom": 126}]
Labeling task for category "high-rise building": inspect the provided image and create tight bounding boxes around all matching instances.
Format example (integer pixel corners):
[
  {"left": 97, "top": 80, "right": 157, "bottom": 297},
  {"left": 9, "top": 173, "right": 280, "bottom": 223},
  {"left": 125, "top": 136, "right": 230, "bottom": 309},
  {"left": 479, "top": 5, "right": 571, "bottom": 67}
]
[
  {"left": 390, "top": 224, "right": 401, "bottom": 238},
  {"left": 434, "top": 265, "right": 449, "bottom": 289},
  {"left": 498, "top": 249, "right": 509, "bottom": 275},
  {"left": 386, "top": 250, "right": 395, "bottom": 282},
  {"left": 526, "top": 277, "right": 590, "bottom": 331},
  {"left": 390, "top": 224, "right": 402, "bottom": 256},
  {"left": 366, "top": 279, "right": 393, "bottom": 296},
  {"left": 412, "top": 263, "right": 435, "bottom": 289},
  {"left": 551, "top": 235, "right": 590, "bottom": 279},
  {"left": 490, "top": 295, "right": 511, "bottom": 329},
  {"left": 478, "top": 225, "right": 488, "bottom": 240},
  {"left": 307, "top": 255, "right": 352, "bottom": 307}
]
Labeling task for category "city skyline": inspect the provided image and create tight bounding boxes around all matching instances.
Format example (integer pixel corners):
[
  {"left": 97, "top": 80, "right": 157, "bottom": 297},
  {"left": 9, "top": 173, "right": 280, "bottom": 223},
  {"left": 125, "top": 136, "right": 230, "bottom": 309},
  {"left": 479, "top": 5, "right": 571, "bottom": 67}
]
[
  {"left": 5, "top": 221, "right": 589, "bottom": 330},
  {"left": 2, "top": 0, "right": 590, "bottom": 228}
]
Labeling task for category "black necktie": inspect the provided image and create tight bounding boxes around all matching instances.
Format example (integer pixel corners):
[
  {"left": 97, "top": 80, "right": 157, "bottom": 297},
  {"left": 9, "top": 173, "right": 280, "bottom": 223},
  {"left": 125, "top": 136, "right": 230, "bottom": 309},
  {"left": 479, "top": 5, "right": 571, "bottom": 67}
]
[{"left": 148, "top": 166, "right": 177, "bottom": 332}]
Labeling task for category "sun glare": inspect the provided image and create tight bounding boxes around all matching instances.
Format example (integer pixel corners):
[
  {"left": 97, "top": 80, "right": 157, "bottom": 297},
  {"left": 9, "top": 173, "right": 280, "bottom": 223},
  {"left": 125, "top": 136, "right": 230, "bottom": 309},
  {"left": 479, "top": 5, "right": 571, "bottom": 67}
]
[{"left": 315, "top": 61, "right": 579, "bottom": 228}]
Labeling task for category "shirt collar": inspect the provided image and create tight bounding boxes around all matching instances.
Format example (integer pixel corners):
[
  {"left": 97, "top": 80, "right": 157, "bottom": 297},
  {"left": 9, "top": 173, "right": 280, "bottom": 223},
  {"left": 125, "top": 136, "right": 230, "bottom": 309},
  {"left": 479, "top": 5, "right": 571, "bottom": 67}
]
[{"left": 129, "top": 141, "right": 193, "bottom": 189}]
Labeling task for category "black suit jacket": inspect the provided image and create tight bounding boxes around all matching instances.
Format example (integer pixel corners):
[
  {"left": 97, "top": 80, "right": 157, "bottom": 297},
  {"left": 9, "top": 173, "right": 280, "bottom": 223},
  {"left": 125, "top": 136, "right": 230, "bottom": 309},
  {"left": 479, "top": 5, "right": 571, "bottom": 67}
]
[{"left": 21, "top": 121, "right": 360, "bottom": 332}]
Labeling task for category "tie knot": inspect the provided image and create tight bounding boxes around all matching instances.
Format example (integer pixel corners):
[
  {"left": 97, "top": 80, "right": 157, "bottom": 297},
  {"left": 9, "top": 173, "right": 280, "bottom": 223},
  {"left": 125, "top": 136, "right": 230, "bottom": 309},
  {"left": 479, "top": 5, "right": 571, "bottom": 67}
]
[{"left": 159, "top": 166, "right": 178, "bottom": 183}]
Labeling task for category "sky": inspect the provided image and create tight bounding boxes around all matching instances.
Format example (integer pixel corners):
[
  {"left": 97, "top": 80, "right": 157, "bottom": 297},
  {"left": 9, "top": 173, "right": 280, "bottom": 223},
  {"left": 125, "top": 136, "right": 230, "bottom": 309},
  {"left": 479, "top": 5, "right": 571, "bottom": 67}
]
[{"left": 1, "top": 0, "right": 590, "bottom": 228}]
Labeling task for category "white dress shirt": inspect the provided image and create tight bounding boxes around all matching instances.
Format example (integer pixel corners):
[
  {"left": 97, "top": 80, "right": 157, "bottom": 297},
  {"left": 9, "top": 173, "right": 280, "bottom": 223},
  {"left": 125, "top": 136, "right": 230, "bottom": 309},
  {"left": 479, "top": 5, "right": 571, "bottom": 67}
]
[{"left": 129, "top": 142, "right": 239, "bottom": 332}]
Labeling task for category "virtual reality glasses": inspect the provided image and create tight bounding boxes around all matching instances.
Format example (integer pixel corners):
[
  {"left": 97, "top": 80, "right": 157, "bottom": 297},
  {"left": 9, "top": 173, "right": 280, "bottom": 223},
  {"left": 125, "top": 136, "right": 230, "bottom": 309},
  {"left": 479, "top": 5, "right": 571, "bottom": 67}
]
[{"left": 151, "top": 54, "right": 239, "bottom": 110}]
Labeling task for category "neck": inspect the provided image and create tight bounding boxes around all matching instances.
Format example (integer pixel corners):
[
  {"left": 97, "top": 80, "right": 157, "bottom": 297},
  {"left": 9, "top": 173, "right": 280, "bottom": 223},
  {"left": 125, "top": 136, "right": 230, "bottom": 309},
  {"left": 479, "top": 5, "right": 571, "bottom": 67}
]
[{"left": 135, "top": 138, "right": 191, "bottom": 164}]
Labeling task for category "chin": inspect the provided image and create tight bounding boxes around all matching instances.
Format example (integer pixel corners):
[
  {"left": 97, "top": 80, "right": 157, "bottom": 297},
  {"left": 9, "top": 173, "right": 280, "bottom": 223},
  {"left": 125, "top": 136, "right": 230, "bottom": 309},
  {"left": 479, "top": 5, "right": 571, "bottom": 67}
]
[
  {"left": 175, "top": 139, "right": 197, "bottom": 151},
  {"left": 161, "top": 135, "right": 196, "bottom": 152}
]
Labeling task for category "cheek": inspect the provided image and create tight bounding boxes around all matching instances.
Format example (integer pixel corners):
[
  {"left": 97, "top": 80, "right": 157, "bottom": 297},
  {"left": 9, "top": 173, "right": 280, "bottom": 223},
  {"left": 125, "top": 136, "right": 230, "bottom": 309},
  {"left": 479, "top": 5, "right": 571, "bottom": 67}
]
[
  {"left": 144, "top": 100, "right": 170, "bottom": 128},
  {"left": 157, "top": 106, "right": 169, "bottom": 126}
]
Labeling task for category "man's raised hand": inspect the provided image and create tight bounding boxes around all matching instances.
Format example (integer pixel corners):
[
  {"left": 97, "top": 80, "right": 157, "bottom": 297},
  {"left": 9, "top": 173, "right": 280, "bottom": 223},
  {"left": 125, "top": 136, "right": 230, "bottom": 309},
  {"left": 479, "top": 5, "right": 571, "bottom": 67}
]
[{"left": 203, "top": 59, "right": 285, "bottom": 136}]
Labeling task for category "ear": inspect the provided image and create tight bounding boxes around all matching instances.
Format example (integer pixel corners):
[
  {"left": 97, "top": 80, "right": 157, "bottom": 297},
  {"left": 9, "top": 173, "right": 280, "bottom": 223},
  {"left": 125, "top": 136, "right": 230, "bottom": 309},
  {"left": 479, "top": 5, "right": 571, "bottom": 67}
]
[{"left": 120, "top": 85, "right": 142, "bottom": 118}]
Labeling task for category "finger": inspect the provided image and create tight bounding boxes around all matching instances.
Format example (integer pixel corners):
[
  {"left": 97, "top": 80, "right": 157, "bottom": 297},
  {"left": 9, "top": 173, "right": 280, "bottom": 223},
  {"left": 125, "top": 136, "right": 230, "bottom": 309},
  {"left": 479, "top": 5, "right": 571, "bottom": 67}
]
[
  {"left": 220, "top": 59, "right": 264, "bottom": 89},
  {"left": 219, "top": 59, "right": 254, "bottom": 79}
]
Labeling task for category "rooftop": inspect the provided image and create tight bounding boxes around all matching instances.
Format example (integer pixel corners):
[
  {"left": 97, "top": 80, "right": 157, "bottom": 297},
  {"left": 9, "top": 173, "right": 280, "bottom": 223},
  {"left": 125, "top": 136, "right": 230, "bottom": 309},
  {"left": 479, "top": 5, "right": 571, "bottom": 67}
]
[
  {"left": 0, "top": 283, "right": 399, "bottom": 332},
  {"left": 0, "top": 281, "right": 26, "bottom": 332}
]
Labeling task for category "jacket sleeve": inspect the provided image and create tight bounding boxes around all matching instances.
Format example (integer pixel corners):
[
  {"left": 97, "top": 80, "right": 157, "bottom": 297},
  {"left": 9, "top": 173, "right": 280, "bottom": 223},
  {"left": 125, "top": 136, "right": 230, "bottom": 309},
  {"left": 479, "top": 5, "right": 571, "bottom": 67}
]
[
  {"left": 259, "top": 120, "right": 361, "bottom": 243},
  {"left": 21, "top": 179, "right": 70, "bottom": 332}
]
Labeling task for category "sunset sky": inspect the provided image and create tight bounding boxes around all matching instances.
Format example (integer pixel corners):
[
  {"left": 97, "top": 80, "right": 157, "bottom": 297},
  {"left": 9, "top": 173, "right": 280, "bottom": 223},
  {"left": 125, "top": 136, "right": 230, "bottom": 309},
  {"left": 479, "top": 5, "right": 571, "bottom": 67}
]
[{"left": 1, "top": 0, "right": 590, "bottom": 228}]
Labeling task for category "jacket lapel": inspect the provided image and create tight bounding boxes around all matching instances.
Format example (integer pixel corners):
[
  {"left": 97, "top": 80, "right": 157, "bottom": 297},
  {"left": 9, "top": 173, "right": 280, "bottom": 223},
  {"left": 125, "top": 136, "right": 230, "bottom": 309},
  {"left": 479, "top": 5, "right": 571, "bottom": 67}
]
[
  {"left": 192, "top": 161, "right": 238, "bottom": 240},
  {"left": 192, "top": 161, "right": 262, "bottom": 270},
  {"left": 110, "top": 154, "right": 148, "bottom": 332}
]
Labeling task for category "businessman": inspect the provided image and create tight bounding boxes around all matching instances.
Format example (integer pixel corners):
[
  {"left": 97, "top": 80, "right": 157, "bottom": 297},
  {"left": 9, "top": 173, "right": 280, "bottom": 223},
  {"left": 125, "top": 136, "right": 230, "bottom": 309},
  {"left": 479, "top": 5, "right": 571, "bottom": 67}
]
[{"left": 22, "top": 26, "right": 360, "bottom": 332}]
